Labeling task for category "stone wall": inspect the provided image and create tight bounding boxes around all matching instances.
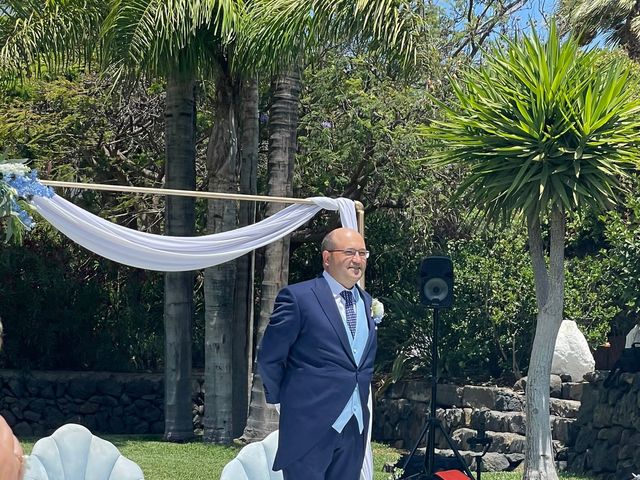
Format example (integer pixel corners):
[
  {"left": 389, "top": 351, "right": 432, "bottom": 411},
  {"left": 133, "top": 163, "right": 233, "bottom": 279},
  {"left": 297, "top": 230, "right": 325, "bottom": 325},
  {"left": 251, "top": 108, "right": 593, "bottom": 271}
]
[
  {"left": 0, "top": 370, "right": 205, "bottom": 436},
  {"left": 374, "top": 378, "right": 583, "bottom": 472},
  {"left": 1, "top": 368, "right": 590, "bottom": 473},
  {"left": 568, "top": 370, "right": 640, "bottom": 480}
]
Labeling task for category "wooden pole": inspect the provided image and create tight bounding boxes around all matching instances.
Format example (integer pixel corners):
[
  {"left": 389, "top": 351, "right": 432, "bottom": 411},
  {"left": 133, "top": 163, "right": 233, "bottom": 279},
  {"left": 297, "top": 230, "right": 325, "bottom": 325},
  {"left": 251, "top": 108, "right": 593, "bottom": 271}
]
[
  {"left": 41, "top": 180, "right": 366, "bottom": 236},
  {"left": 41, "top": 179, "right": 369, "bottom": 288}
]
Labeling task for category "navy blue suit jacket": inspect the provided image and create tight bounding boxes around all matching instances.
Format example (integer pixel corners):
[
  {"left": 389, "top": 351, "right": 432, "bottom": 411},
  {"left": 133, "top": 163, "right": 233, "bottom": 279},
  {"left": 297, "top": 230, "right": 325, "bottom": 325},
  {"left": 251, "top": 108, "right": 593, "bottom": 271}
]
[{"left": 257, "top": 275, "right": 377, "bottom": 470}]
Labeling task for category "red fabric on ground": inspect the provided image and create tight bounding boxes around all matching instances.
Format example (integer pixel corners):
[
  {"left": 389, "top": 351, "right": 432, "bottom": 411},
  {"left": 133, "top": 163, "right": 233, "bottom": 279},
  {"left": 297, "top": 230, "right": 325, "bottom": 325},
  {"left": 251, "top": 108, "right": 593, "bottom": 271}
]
[{"left": 434, "top": 470, "right": 471, "bottom": 480}]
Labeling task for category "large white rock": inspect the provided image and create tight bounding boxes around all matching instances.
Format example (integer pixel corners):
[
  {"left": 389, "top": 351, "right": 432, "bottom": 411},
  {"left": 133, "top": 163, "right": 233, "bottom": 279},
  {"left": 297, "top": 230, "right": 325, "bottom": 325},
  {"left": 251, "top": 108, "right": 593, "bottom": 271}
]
[{"left": 552, "top": 320, "right": 595, "bottom": 382}]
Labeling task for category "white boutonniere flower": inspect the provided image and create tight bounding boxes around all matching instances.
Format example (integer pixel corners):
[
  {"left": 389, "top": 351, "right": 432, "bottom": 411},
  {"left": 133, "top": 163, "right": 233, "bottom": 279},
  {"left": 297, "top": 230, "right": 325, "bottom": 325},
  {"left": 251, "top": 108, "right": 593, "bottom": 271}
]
[{"left": 371, "top": 299, "right": 384, "bottom": 325}]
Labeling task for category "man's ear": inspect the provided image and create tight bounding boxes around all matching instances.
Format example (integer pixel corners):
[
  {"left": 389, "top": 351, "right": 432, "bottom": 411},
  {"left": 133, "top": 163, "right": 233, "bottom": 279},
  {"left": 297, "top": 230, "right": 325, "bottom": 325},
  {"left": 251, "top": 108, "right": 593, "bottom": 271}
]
[{"left": 322, "top": 250, "right": 330, "bottom": 266}]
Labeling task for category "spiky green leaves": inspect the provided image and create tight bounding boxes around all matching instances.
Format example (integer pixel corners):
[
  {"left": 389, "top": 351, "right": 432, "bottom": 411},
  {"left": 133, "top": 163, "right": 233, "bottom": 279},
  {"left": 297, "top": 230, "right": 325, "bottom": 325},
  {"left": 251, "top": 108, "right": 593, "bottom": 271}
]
[
  {"left": 424, "top": 23, "right": 640, "bottom": 223},
  {"left": 0, "top": 0, "right": 106, "bottom": 77},
  {"left": 237, "top": 0, "right": 419, "bottom": 75},
  {"left": 0, "top": 0, "right": 245, "bottom": 82},
  {"left": 101, "top": 0, "right": 244, "bottom": 79}
]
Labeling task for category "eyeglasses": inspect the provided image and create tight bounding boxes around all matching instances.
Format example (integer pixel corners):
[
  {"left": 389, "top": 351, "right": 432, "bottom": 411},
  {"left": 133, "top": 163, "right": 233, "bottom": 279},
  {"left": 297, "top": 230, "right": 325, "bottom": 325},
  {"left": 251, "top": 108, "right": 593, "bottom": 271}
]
[{"left": 328, "top": 249, "right": 370, "bottom": 259}]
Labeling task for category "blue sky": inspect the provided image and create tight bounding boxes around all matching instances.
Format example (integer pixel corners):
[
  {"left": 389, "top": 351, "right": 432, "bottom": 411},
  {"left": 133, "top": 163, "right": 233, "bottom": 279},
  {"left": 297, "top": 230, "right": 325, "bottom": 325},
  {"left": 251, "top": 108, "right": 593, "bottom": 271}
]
[
  {"left": 513, "top": 0, "right": 555, "bottom": 30},
  {"left": 435, "top": 0, "right": 556, "bottom": 43},
  {"left": 437, "top": 0, "right": 611, "bottom": 50}
]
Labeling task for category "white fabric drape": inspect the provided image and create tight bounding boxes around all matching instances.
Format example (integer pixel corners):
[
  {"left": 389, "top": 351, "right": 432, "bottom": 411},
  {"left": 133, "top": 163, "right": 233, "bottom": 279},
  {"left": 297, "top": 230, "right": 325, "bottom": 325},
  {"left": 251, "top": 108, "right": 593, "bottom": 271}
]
[
  {"left": 33, "top": 195, "right": 357, "bottom": 271},
  {"left": 32, "top": 192, "right": 373, "bottom": 479}
]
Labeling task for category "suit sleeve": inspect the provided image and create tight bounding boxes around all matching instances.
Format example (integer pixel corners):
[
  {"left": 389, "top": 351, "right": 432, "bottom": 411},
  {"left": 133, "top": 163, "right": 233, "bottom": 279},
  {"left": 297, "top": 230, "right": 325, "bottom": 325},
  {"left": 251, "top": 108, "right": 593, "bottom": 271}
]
[{"left": 257, "top": 287, "right": 301, "bottom": 404}]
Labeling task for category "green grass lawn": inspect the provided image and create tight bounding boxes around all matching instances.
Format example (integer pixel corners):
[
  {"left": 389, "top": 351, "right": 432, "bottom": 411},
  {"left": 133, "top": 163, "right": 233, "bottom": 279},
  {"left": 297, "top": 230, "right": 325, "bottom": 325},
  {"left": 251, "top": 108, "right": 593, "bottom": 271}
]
[{"left": 22, "top": 436, "right": 593, "bottom": 480}]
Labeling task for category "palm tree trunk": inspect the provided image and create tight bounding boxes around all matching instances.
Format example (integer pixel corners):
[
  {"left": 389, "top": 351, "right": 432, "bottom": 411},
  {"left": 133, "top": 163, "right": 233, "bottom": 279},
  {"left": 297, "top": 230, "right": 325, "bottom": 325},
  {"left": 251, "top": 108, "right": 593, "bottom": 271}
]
[
  {"left": 523, "top": 206, "right": 565, "bottom": 480},
  {"left": 240, "top": 68, "right": 301, "bottom": 443},
  {"left": 232, "top": 75, "right": 259, "bottom": 438},
  {"left": 163, "top": 72, "right": 196, "bottom": 442},
  {"left": 203, "top": 65, "right": 239, "bottom": 444},
  {"left": 623, "top": 0, "right": 640, "bottom": 61}
]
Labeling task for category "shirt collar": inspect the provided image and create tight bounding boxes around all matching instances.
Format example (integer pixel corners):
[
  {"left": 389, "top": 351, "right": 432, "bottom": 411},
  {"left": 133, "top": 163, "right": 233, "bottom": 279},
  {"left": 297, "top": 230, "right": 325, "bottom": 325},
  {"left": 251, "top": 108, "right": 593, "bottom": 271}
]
[{"left": 322, "top": 271, "right": 361, "bottom": 302}]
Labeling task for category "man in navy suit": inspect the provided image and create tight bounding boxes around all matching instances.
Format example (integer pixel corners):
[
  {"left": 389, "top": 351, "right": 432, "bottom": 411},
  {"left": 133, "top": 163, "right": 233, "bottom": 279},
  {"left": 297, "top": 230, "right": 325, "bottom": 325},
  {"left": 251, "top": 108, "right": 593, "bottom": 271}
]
[{"left": 258, "top": 227, "right": 377, "bottom": 480}]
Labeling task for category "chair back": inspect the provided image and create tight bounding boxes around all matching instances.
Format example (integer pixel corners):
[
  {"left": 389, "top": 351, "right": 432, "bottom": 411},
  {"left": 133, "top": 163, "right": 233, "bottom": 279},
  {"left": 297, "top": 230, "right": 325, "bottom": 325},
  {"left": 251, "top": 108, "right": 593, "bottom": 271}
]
[
  {"left": 23, "top": 423, "right": 144, "bottom": 480},
  {"left": 220, "top": 430, "right": 282, "bottom": 480}
]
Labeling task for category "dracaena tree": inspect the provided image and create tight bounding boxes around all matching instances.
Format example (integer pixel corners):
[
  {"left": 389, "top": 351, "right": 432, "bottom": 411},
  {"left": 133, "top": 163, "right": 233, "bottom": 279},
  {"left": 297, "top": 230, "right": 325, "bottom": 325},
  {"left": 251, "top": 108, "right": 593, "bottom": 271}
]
[{"left": 423, "top": 23, "right": 640, "bottom": 479}]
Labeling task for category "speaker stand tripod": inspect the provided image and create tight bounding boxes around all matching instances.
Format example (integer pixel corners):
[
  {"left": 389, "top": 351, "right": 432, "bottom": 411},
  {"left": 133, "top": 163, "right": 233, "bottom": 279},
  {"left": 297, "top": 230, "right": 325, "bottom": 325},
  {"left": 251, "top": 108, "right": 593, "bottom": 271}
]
[{"left": 398, "top": 308, "right": 475, "bottom": 480}]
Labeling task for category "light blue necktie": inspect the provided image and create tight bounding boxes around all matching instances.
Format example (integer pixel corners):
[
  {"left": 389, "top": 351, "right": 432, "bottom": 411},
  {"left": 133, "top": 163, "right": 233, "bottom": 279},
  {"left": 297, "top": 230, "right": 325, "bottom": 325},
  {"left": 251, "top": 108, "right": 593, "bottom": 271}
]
[{"left": 340, "top": 290, "right": 357, "bottom": 338}]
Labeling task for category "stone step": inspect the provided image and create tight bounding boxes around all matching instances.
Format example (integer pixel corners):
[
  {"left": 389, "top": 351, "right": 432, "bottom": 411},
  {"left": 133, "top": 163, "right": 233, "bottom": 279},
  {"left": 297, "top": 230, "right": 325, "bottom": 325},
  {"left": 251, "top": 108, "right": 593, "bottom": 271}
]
[
  {"left": 446, "top": 427, "right": 567, "bottom": 458},
  {"left": 374, "top": 381, "right": 583, "bottom": 451},
  {"left": 550, "top": 398, "right": 581, "bottom": 418},
  {"left": 382, "top": 381, "right": 583, "bottom": 413},
  {"left": 399, "top": 447, "right": 525, "bottom": 473},
  {"left": 450, "top": 427, "right": 527, "bottom": 454},
  {"left": 462, "top": 386, "right": 525, "bottom": 412},
  {"left": 551, "top": 415, "right": 575, "bottom": 444},
  {"left": 470, "top": 409, "right": 527, "bottom": 435},
  {"left": 374, "top": 403, "right": 577, "bottom": 449},
  {"left": 468, "top": 408, "right": 575, "bottom": 443},
  {"left": 435, "top": 448, "right": 525, "bottom": 473}
]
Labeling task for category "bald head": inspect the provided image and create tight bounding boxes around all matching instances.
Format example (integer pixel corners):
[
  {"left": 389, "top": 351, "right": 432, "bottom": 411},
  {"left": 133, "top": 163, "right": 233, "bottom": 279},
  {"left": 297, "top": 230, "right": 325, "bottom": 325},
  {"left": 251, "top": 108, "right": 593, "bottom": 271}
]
[{"left": 321, "top": 228, "right": 367, "bottom": 289}]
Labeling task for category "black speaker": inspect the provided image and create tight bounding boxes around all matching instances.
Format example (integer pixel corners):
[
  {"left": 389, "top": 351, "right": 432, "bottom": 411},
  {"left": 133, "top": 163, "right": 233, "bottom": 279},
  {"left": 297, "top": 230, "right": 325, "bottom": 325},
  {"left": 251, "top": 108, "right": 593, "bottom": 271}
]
[{"left": 419, "top": 256, "right": 453, "bottom": 308}]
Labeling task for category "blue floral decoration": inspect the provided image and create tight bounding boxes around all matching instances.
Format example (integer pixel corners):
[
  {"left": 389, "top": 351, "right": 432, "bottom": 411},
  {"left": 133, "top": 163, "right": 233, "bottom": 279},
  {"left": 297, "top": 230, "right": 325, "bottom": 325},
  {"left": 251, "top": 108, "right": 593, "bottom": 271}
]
[
  {"left": 1, "top": 166, "right": 55, "bottom": 234},
  {"left": 5, "top": 170, "right": 54, "bottom": 200}
]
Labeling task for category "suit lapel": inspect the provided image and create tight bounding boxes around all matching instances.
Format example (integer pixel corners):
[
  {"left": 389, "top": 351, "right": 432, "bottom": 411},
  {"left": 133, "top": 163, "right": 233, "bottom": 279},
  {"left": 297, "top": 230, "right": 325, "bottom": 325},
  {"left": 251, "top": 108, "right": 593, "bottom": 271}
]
[
  {"left": 358, "top": 286, "right": 376, "bottom": 367},
  {"left": 312, "top": 276, "right": 356, "bottom": 365}
]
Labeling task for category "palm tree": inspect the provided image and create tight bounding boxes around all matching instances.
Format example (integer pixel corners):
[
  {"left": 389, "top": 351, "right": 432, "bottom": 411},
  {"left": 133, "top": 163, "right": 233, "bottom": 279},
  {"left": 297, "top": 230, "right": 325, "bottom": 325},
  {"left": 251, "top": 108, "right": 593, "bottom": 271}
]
[
  {"left": 0, "top": 1, "right": 105, "bottom": 74},
  {"left": 239, "top": 67, "right": 301, "bottom": 442},
  {"left": 423, "top": 24, "right": 640, "bottom": 479},
  {"left": 100, "top": 0, "right": 248, "bottom": 442},
  {"left": 202, "top": 60, "right": 240, "bottom": 444},
  {"left": 0, "top": 0, "right": 244, "bottom": 442},
  {"left": 202, "top": 68, "right": 259, "bottom": 443},
  {"left": 203, "top": 67, "right": 258, "bottom": 443},
  {"left": 240, "top": 0, "right": 418, "bottom": 74},
  {"left": 237, "top": 0, "right": 420, "bottom": 442},
  {"left": 103, "top": 3, "right": 259, "bottom": 444},
  {"left": 232, "top": 76, "right": 259, "bottom": 437},
  {"left": 1, "top": 0, "right": 418, "bottom": 445},
  {"left": 559, "top": 0, "right": 640, "bottom": 60},
  {"left": 161, "top": 69, "right": 198, "bottom": 441}
]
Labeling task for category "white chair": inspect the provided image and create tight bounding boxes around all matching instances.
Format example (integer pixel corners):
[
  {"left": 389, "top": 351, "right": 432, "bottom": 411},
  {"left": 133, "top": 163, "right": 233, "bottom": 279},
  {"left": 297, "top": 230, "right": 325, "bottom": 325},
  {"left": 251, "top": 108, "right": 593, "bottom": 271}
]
[
  {"left": 220, "top": 430, "right": 282, "bottom": 480},
  {"left": 22, "top": 423, "right": 144, "bottom": 480}
]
